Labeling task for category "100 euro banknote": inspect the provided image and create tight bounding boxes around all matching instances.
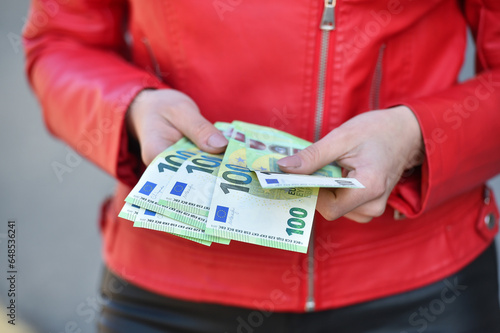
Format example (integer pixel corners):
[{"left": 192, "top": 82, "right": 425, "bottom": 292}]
[
  {"left": 205, "top": 130, "right": 318, "bottom": 253},
  {"left": 134, "top": 207, "right": 230, "bottom": 245},
  {"left": 124, "top": 137, "right": 209, "bottom": 229},
  {"left": 158, "top": 153, "right": 223, "bottom": 217},
  {"left": 233, "top": 121, "right": 363, "bottom": 189},
  {"left": 119, "top": 202, "right": 214, "bottom": 246}
]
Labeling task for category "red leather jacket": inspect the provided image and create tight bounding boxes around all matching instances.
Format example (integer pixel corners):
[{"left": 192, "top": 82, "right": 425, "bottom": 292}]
[{"left": 24, "top": 0, "right": 500, "bottom": 311}]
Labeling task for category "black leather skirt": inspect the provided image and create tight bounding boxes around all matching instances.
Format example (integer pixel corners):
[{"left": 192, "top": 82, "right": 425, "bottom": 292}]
[{"left": 98, "top": 242, "right": 500, "bottom": 333}]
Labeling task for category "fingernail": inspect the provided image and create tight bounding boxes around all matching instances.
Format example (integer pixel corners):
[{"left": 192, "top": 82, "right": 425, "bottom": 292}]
[
  {"left": 277, "top": 155, "right": 302, "bottom": 169},
  {"left": 207, "top": 133, "right": 228, "bottom": 149}
]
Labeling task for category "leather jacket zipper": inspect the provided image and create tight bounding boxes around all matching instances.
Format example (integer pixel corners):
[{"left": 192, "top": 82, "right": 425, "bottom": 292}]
[
  {"left": 306, "top": 0, "right": 336, "bottom": 313},
  {"left": 314, "top": 0, "right": 336, "bottom": 142}
]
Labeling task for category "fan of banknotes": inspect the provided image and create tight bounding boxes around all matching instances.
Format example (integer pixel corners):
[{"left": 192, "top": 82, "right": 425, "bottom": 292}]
[{"left": 119, "top": 121, "right": 364, "bottom": 253}]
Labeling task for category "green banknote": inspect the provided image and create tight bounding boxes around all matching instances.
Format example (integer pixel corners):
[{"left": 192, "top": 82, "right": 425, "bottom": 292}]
[
  {"left": 233, "top": 121, "right": 342, "bottom": 176},
  {"left": 118, "top": 201, "right": 140, "bottom": 221},
  {"left": 124, "top": 137, "right": 206, "bottom": 226},
  {"left": 254, "top": 171, "right": 365, "bottom": 189},
  {"left": 119, "top": 203, "right": 213, "bottom": 246},
  {"left": 233, "top": 121, "right": 364, "bottom": 188},
  {"left": 205, "top": 131, "right": 318, "bottom": 253},
  {"left": 158, "top": 152, "right": 223, "bottom": 217},
  {"left": 125, "top": 121, "right": 231, "bottom": 229},
  {"left": 134, "top": 207, "right": 230, "bottom": 245}
]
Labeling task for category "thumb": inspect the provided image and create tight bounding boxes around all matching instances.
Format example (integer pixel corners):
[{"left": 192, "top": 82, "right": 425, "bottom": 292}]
[
  {"left": 163, "top": 98, "right": 228, "bottom": 154},
  {"left": 139, "top": 125, "right": 182, "bottom": 165},
  {"left": 277, "top": 131, "right": 344, "bottom": 174}
]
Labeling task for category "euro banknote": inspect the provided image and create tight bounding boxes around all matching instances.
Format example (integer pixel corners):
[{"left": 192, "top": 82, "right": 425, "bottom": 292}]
[
  {"left": 254, "top": 171, "right": 365, "bottom": 189},
  {"left": 119, "top": 202, "right": 214, "bottom": 246},
  {"left": 232, "top": 121, "right": 364, "bottom": 189},
  {"left": 134, "top": 207, "right": 230, "bottom": 245},
  {"left": 124, "top": 137, "right": 207, "bottom": 228},
  {"left": 158, "top": 152, "right": 223, "bottom": 217},
  {"left": 232, "top": 121, "right": 340, "bottom": 175},
  {"left": 121, "top": 121, "right": 363, "bottom": 253},
  {"left": 205, "top": 130, "right": 318, "bottom": 253}
]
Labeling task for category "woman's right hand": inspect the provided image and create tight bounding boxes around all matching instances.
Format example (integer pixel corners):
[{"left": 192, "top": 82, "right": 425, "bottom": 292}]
[{"left": 126, "top": 89, "right": 228, "bottom": 165}]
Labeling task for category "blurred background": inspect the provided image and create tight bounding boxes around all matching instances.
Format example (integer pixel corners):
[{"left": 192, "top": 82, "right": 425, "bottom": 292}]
[
  {"left": 1, "top": 1, "right": 499, "bottom": 333},
  {"left": 1, "top": 1, "right": 114, "bottom": 332}
]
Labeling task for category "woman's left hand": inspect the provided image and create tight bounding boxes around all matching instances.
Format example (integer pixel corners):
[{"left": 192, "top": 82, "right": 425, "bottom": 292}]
[{"left": 277, "top": 106, "right": 424, "bottom": 223}]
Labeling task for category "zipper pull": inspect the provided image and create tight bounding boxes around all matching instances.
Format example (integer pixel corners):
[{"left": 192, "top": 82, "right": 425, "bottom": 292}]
[{"left": 320, "top": 0, "right": 336, "bottom": 31}]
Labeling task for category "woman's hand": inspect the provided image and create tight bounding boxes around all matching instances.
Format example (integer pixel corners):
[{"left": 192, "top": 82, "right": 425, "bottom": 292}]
[
  {"left": 126, "top": 89, "right": 228, "bottom": 165},
  {"left": 277, "top": 106, "right": 424, "bottom": 223}
]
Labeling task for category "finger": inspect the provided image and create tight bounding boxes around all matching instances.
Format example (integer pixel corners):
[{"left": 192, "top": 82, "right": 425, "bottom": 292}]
[
  {"left": 349, "top": 197, "right": 388, "bottom": 218},
  {"left": 315, "top": 168, "right": 386, "bottom": 220},
  {"left": 342, "top": 211, "right": 373, "bottom": 223},
  {"left": 163, "top": 100, "right": 228, "bottom": 154},
  {"left": 277, "top": 129, "right": 351, "bottom": 174},
  {"left": 316, "top": 188, "right": 366, "bottom": 221},
  {"left": 317, "top": 189, "right": 387, "bottom": 222},
  {"left": 139, "top": 124, "right": 183, "bottom": 165},
  {"left": 340, "top": 196, "right": 389, "bottom": 222},
  {"left": 317, "top": 191, "right": 374, "bottom": 223}
]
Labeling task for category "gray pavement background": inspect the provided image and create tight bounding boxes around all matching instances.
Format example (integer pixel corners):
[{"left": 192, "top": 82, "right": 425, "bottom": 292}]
[
  {"left": 1, "top": 1, "right": 114, "bottom": 332},
  {"left": 0, "top": 1, "right": 499, "bottom": 333}
]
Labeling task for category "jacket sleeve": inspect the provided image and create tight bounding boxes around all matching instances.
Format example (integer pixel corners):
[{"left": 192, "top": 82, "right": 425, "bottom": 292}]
[
  {"left": 23, "top": 0, "right": 167, "bottom": 187},
  {"left": 388, "top": 0, "right": 500, "bottom": 218}
]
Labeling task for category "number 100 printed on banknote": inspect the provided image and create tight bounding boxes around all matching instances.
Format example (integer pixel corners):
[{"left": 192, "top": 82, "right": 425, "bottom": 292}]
[{"left": 205, "top": 129, "right": 318, "bottom": 253}]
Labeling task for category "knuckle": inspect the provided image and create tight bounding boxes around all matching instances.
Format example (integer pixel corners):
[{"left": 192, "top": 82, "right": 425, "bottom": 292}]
[
  {"left": 367, "top": 204, "right": 386, "bottom": 218},
  {"left": 299, "top": 144, "right": 323, "bottom": 167},
  {"left": 355, "top": 216, "right": 373, "bottom": 223},
  {"left": 164, "top": 105, "right": 181, "bottom": 119},
  {"left": 319, "top": 207, "right": 338, "bottom": 221},
  {"left": 345, "top": 212, "right": 372, "bottom": 223},
  {"left": 365, "top": 175, "right": 386, "bottom": 198},
  {"left": 373, "top": 185, "right": 386, "bottom": 198},
  {"left": 358, "top": 201, "right": 386, "bottom": 218},
  {"left": 194, "top": 121, "right": 214, "bottom": 138},
  {"left": 165, "top": 99, "right": 197, "bottom": 119}
]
